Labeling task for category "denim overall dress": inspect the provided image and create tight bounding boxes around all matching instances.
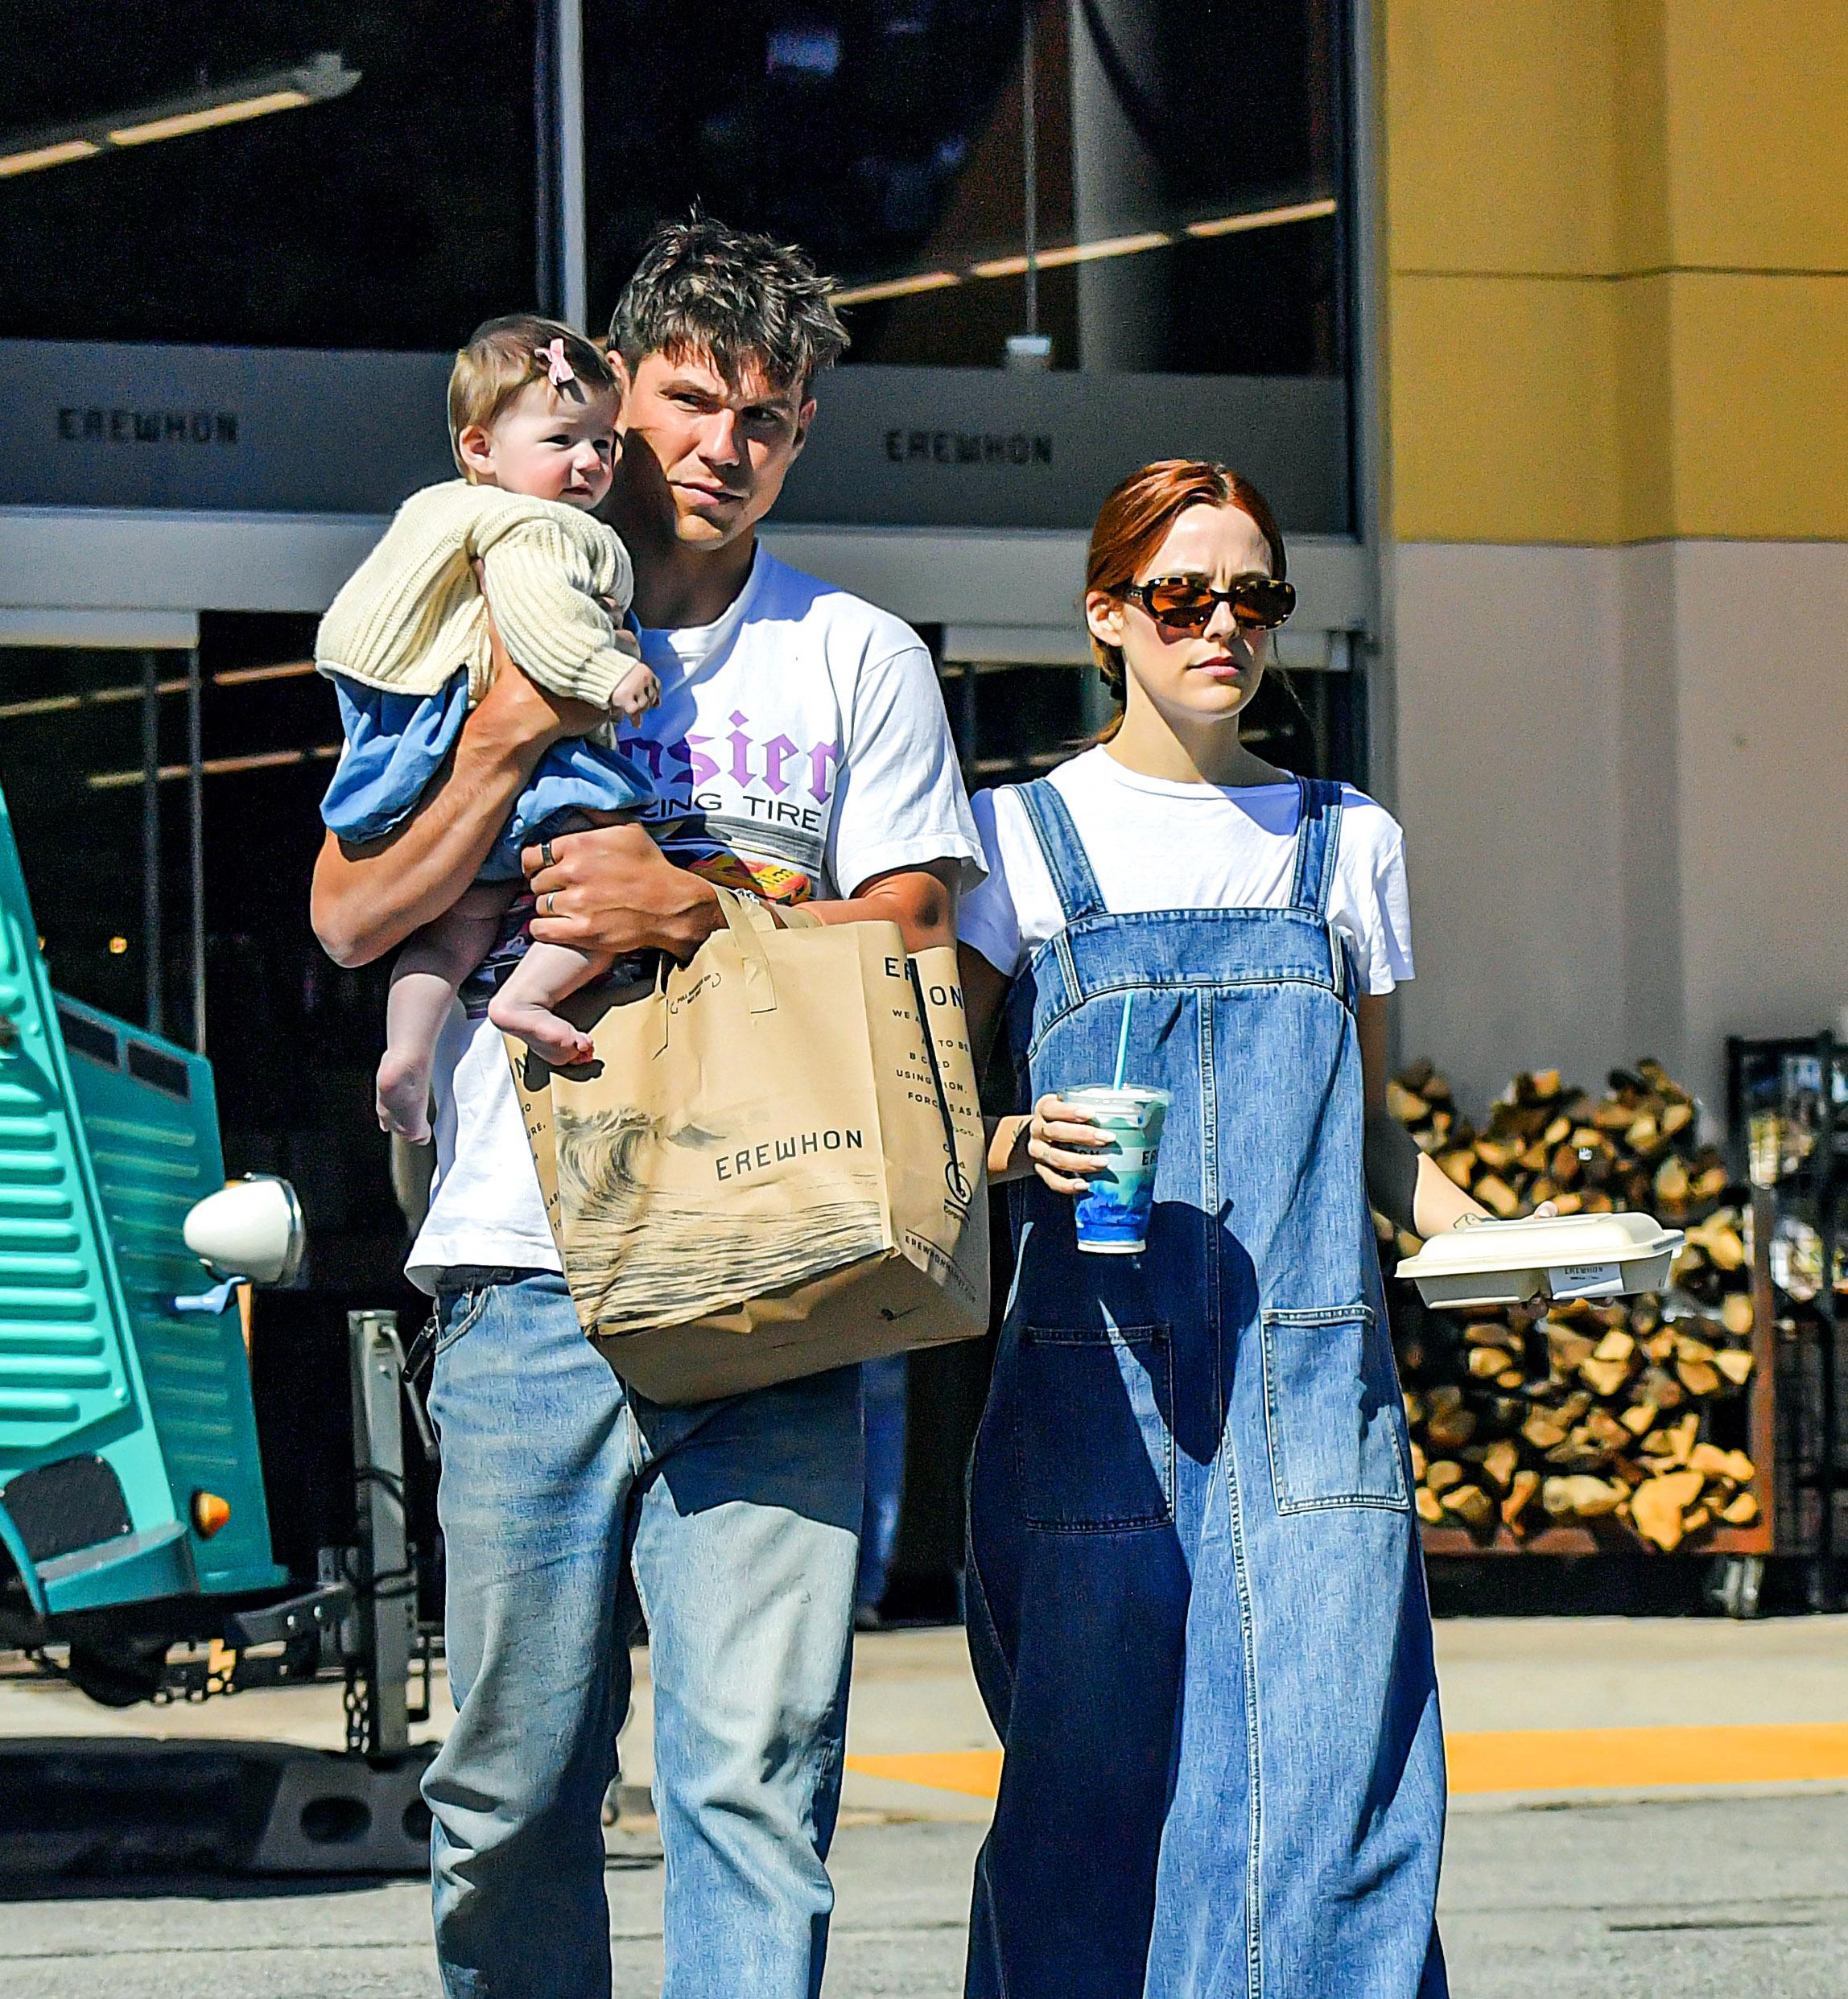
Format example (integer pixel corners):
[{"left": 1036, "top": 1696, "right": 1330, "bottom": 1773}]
[{"left": 964, "top": 776, "right": 1447, "bottom": 1999}]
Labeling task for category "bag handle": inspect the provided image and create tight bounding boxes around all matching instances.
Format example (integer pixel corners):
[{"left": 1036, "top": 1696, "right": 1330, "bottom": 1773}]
[
  {"left": 650, "top": 888, "right": 825, "bottom": 1054},
  {"left": 712, "top": 885, "right": 778, "bottom": 1014},
  {"left": 723, "top": 892, "right": 823, "bottom": 935}
]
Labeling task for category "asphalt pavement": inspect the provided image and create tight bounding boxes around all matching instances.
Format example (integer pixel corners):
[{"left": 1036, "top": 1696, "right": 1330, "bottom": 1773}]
[
  {"left": 5, "top": 1796, "right": 1848, "bottom": 1998},
  {"left": 3, "top": 1619, "right": 1846, "bottom": 1997}
]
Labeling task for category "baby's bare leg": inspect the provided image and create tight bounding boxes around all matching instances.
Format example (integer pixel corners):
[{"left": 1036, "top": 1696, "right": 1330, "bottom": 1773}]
[
  {"left": 487, "top": 939, "right": 615, "bottom": 1069},
  {"left": 379, "top": 883, "right": 514, "bottom": 1143}
]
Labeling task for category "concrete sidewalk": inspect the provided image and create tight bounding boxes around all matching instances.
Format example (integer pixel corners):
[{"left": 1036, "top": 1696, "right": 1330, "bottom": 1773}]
[
  {"left": 830, "top": 1615, "right": 1848, "bottom": 1818},
  {"left": 4, "top": 1614, "right": 1846, "bottom": 1820}
]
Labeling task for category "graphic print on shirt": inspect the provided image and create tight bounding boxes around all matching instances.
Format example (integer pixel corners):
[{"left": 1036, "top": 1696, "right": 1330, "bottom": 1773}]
[
  {"left": 623, "top": 704, "right": 841, "bottom": 907},
  {"left": 458, "top": 701, "right": 845, "bottom": 1016}
]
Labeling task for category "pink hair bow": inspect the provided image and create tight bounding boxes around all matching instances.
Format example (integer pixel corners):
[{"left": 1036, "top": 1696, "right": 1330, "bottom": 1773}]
[{"left": 536, "top": 337, "right": 576, "bottom": 389}]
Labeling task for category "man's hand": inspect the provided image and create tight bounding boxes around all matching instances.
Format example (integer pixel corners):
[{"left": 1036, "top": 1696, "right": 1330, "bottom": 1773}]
[
  {"left": 311, "top": 652, "right": 610, "bottom": 969},
  {"left": 476, "top": 647, "right": 608, "bottom": 754},
  {"left": 524, "top": 822, "right": 723, "bottom": 960}
]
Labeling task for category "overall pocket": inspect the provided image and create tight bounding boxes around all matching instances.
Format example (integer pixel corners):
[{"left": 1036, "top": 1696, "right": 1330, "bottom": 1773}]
[
  {"left": 1013, "top": 1324, "right": 1175, "bottom": 1532},
  {"left": 1260, "top": 1303, "right": 1409, "bottom": 1515}
]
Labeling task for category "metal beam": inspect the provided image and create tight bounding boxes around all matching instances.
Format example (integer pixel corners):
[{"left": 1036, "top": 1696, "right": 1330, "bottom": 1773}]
[
  {"left": 0, "top": 507, "right": 1376, "bottom": 636},
  {"left": 186, "top": 649, "right": 205, "bottom": 1055},
  {"left": 141, "top": 653, "right": 163, "bottom": 1037},
  {"left": 558, "top": 0, "right": 588, "bottom": 332},
  {"left": 0, "top": 608, "right": 198, "bottom": 649}
]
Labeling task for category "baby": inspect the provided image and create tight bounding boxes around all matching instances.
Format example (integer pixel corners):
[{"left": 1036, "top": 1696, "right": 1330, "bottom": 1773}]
[{"left": 316, "top": 315, "right": 658, "bottom": 1143}]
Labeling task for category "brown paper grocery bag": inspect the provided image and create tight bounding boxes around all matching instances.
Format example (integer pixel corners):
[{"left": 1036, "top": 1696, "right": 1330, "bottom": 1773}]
[{"left": 509, "top": 889, "right": 988, "bottom": 1404}]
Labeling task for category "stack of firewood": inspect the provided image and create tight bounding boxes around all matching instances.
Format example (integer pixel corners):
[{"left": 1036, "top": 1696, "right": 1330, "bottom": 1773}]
[{"left": 1384, "top": 1060, "right": 1758, "bottom": 1552}]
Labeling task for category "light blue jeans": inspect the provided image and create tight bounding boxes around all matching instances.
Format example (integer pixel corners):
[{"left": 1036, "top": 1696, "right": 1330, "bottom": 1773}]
[{"left": 421, "top": 1271, "right": 862, "bottom": 1999}]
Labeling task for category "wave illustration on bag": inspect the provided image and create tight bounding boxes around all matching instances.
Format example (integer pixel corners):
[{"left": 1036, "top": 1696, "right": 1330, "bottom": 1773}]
[{"left": 552, "top": 1100, "right": 888, "bottom": 1336}]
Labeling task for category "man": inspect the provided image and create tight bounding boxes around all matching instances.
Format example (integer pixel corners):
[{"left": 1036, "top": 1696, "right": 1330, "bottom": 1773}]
[{"left": 311, "top": 216, "right": 982, "bottom": 1999}]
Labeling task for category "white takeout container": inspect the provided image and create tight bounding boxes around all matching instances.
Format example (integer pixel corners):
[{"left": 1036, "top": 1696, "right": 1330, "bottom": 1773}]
[{"left": 1394, "top": 1211, "right": 1685, "bottom": 1310}]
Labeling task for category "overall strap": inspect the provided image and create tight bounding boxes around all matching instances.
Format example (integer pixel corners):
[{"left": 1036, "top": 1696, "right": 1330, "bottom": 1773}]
[
  {"left": 1288, "top": 776, "right": 1345, "bottom": 920},
  {"left": 1014, "top": 778, "right": 1106, "bottom": 925}
]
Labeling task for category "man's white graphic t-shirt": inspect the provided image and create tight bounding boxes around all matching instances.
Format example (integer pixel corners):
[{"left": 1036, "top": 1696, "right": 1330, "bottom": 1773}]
[
  {"left": 960, "top": 748, "right": 1413, "bottom": 995},
  {"left": 406, "top": 547, "right": 984, "bottom": 1288}
]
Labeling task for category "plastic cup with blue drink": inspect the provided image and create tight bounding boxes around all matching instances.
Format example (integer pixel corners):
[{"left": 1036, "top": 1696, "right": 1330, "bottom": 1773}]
[{"left": 1066, "top": 1085, "right": 1169, "bottom": 1254}]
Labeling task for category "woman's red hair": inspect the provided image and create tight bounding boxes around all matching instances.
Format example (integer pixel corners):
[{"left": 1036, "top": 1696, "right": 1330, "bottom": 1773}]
[{"left": 1085, "top": 460, "right": 1287, "bottom": 739}]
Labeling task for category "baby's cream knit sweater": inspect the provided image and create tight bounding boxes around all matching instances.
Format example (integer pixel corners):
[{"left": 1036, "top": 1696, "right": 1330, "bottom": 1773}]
[{"left": 315, "top": 480, "right": 637, "bottom": 709}]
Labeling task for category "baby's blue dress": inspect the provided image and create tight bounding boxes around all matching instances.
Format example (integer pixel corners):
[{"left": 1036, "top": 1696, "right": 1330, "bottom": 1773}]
[{"left": 320, "top": 667, "right": 654, "bottom": 880}]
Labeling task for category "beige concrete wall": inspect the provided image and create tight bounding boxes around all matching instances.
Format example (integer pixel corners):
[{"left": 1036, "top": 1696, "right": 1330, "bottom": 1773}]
[
  {"left": 1671, "top": 542, "right": 1848, "bottom": 1090},
  {"left": 1384, "top": 0, "right": 1848, "bottom": 546},
  {"left": 1380, "top": 1, "right": 1848, "bottom": 1122},
  {"left": 1394, "top": 542, "right": 1633, "bottom": 1111},
  {"left": 1392, "top": 540, "right": 1848, "bottom": 1119}
]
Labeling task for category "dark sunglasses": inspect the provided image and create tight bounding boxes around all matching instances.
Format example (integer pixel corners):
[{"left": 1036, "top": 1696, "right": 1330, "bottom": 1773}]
[{"left": 1123, "top": 572, "right": 1297, "bottom": 633}]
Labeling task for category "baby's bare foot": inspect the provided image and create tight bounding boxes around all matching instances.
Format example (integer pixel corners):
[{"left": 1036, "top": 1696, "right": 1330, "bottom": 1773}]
[
  {"left": 489, "top": 993, "right": 596, "bottom": 1070},
  {"left": 377, "top": 1049, "right": 432, "bottom": 1144}
]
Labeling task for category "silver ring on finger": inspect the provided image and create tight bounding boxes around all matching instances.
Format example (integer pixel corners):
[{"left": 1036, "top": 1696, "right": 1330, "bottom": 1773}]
[
  {"left": 539, "top": 839, "right": 557, "bottom": 868},
  {"left": 542, "top": 891, "right": 558, "bottom": 917}
]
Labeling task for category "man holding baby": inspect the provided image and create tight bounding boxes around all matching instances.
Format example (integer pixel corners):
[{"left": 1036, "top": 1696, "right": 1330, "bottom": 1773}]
[{"left": 311, "top": 216, "right": 983, "bottom": 1999}]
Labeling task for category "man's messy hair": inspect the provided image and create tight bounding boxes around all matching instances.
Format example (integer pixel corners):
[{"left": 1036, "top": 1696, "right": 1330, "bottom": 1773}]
[{"left": 608, "top": 213, "right": 848, "bottom": 402}]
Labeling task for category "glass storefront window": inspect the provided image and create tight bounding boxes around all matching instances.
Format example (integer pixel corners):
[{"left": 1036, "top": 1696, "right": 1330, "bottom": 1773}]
[
  {"left": 942, "top": 657, "right": 1363, "bottom": 791},
  {"left": 2, "top": 0, "right": 1354, "bottom": 530},
  {"left": 0, "top": 630, "right": 408, "bottom": 1292},
  {"left": 586, "top": 0, "right": 1344, "bottom": 376},
  {"left": 4, "top": 2, "right": 535, "bottom": 350}
]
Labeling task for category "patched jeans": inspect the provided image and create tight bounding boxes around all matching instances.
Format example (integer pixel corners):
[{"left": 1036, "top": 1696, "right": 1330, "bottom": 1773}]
[{"left": 421, "top": 1270, "right": 862, "bottom": 1999}]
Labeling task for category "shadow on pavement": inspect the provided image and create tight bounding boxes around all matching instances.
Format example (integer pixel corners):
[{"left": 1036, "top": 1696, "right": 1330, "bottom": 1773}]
[{"left": 0, "top": 1736, "right": 431, "bottom": 1889}]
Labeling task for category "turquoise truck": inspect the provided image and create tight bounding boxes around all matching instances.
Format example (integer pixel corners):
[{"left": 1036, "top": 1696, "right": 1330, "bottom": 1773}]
[
  {"left": 0, "top": 782, "right": 436, "bottom": 1869},
  {"left": 0, "top": 775, "right": 301, "bottom": 1645},
  {"left": 0, "top": 779, "right": 422, "bottom": 1687}
]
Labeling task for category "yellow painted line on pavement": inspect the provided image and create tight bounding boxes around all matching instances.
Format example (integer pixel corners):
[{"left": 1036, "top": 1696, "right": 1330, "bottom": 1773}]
[
  {"left": 848, "top": 1751, "right": 1001, "bottom": 1798},
  {"left": 1447, "top": 1724, "right": 1848, "bottom": 1795},
  {"left": 849, "top": 1726, "right": 1848, "bottom": 1803}
]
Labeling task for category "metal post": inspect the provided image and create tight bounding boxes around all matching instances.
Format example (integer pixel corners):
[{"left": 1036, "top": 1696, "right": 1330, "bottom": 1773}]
[
  {"left": 348, "top": 1309, "right": 413, "bottom": 1762},
  {"left": 557, "top": 0, "right": 587, "bottom": 332},
  {"left": 1817, "top": 1032, "right": 1839, "bottom": 1596},
  {"left": 534, "top": 2, "right": 558, "bottom": 313},
  {"left": 1066, "top": 0, "right": 1166, "bottom": 369},
  {"left": 534, "top": 0, "right": 586, "bottom": 327},
  {"left": 186, "top": 646, "right": 205, "bottom": 1054},
  {"left": 1349, "top": 0, "right": 1393, "bottom": 806},
  {"left": 139, "top": 652, "right": 163, "bottom": 1036},
  {"left": 1021, "top": 1, "right": 1038, "bottom": 340}
]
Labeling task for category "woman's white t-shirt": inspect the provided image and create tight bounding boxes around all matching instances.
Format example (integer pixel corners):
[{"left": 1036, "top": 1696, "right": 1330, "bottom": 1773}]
[{"left": 959, "top": 747, "right": 1413, "bottom": 994}]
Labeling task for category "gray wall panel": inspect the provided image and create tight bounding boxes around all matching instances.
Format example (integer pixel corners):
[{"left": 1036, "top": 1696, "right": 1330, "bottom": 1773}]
[{"left": 1, "top": 342, "right": 1349, "bottom": 535}]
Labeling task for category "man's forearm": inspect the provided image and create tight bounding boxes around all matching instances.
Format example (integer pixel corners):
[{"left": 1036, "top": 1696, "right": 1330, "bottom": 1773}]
[
  {"left": 524, "top": 839, "right": 960, "bottom": 963},
  {"left": 789, "top": 863, "right": 958, "bottom": 954},
  {"left": 311, "top": 719, "right": 538, "bottom": 967}
]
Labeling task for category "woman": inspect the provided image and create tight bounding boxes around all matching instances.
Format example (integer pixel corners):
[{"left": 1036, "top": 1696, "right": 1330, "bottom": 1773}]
[{"left": 957, "top": 461, "right": 1484, "bottom": 1998}]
